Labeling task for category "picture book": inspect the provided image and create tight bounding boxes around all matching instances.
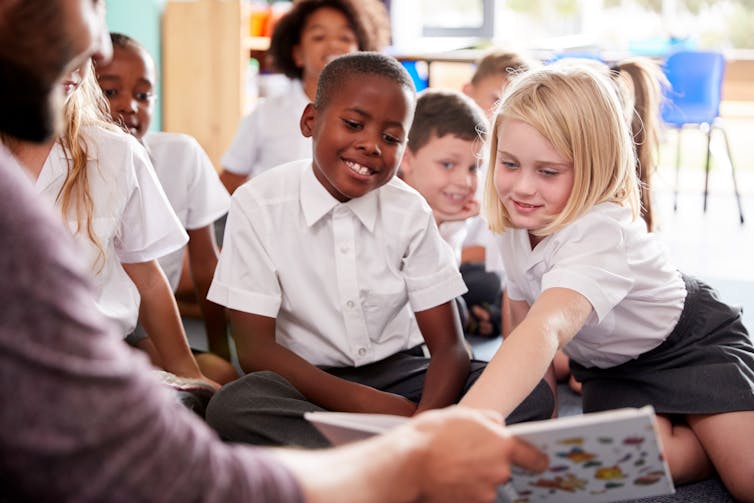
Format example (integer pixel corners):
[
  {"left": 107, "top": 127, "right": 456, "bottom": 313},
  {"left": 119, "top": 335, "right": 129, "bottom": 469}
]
[{"left": 305, "top": 406, "right": 675, "bottom": 502}]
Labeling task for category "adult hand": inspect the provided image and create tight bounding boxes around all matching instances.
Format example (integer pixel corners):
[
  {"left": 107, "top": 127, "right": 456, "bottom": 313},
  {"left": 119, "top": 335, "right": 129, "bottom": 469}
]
[{"left": 402, "top": 406, "right": 547, "bottom": 503}]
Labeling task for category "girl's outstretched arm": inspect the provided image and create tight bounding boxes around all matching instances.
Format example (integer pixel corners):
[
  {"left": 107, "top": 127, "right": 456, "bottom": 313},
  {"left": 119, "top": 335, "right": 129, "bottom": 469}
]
[
  {"left": 460, "top": 287, "right": 592, "bottom": 416},
  {"left": 124, "top": 259, "right": 214, "bottom": 385}
]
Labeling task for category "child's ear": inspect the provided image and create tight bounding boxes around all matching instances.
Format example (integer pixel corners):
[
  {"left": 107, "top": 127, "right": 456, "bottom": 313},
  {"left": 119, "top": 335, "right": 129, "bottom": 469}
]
[
  {"left": 300, "top": 103, "right": 317, "bottom": 138},
  {"left": 462, "top": 82, "right": 474, "bottom": 98},
  {"left": 399, "top": 148, "right": 414, "bottom": 177}
]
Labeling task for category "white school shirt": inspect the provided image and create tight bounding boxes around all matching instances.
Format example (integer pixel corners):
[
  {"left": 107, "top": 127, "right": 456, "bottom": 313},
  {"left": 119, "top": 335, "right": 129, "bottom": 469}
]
[
  {"left": 35, "top": 126, "right": 188, "bottom": 336},
  {"left": 221, "top": 78, "right": 312, "bottom": 178},
  {"left": 143, "top": 132, "right": 230, "bottom": 291},
  {"left": 463, "top": 215, "right": 507, "bottom": 286},
  {"left": 498, "top": 202, "right": 686, "bottom": 369},
  {"left": 438, "top": 220, "right": 469, "bottom": 265},
  {"left": 209, "top": 159, "right": 467, "bottom": 367}
]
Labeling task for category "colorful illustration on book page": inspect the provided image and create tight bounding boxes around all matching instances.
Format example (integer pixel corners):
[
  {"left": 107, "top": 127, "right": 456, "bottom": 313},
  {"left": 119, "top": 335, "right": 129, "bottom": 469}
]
[{"left": 505, "top": 415, "right": 673, "bottom": 502}]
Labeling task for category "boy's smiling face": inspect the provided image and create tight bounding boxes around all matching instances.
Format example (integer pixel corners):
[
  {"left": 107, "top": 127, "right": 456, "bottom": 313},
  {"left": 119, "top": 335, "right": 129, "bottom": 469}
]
[
  {"left": 401, "top": 133, "right": 481, "bottom": 218},
  {"left": 301, "top": 74, "right": 414, "bottom": 202}
]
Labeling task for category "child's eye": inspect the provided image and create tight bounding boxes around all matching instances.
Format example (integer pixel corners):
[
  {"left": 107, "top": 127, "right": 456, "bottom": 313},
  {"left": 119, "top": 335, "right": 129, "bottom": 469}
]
[
  {"left": 102, "top": 88, "right": 118, "bottom": 98},
  {"left": 382, "top": 134, "right": 402, "bottom": 145},
  {"left": 539, "top": 168, "right": 559, "bottom": 177},
  {"left": 342, "top": 118, "right": 362, "bottom": 130},
  {"left": 135, "top": 92, "right": 154, "bottom": 103},
  {"left": 469, "top": 164, "right": 479, "bottom": 173},
  {"left": 499, "top": 160, "right": 518, "bottom": 170},
  {"left": 439, "top": 161, "right": 455, "bottom": 170}
]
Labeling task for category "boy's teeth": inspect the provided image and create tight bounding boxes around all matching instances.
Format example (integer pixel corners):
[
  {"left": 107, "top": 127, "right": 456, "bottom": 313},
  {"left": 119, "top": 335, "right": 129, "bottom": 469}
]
[{"left": 346, "top": 161, "right": 371, "bottom": 175}]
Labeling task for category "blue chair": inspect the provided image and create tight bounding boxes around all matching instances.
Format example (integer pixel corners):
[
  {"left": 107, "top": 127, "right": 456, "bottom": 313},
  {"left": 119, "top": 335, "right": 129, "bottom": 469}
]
[{"left": 661, "top": 50, "right": 744, "bottom": 223}]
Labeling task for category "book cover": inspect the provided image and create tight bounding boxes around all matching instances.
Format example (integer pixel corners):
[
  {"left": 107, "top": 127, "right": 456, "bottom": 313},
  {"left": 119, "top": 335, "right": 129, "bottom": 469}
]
[{"left": 305, "top": 406, "right": 674, "bottom": 502}]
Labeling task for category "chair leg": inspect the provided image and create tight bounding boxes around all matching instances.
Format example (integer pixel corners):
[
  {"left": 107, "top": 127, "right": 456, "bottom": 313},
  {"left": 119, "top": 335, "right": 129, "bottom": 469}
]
[
  {"left": 673, "top": 128, "right": 682, "bottom": 212},
  {"left": 714, "top": 122, "right": 745, "bottom": 224},
  {"left": 703, "top": 123, "right": 712, "bottom": 213}
]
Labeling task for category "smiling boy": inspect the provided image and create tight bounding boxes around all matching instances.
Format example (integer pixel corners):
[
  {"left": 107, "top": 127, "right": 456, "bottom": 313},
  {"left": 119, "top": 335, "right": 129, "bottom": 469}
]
[{"left": 206, "top": 53, "right": 555, "bottom": 447}]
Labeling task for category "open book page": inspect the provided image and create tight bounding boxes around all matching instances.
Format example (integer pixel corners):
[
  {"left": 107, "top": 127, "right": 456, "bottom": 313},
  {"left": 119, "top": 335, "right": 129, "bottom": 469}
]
[{"left": 305, "top": 406, "right": 674, "bottom": 502}]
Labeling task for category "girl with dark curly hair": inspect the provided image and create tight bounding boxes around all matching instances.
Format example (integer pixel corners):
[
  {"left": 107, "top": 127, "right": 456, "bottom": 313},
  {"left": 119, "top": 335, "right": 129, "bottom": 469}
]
[{"left": 219, "top": 0, "right": 390, "bottom": 195}]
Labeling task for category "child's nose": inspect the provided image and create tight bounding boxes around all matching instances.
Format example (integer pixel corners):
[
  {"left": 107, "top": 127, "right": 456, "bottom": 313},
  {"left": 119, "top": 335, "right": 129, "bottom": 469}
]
[
  {"left": 119, "top": 97, "right": 138, "bottom": 114},
  {"left": 513, "top": 170, "right": 536, "bottom": 194},
  {"left": 356, "top": 134, "right": 381, "bottom": 156}
]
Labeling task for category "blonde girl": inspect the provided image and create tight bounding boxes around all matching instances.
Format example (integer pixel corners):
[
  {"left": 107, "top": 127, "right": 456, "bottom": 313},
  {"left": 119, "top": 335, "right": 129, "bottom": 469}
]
[
  {"left": 461, "top": 62, "right": 754, "bottom": 500},
  {"left": 4, "top": 61, "right": 216, "bottom": 388}
]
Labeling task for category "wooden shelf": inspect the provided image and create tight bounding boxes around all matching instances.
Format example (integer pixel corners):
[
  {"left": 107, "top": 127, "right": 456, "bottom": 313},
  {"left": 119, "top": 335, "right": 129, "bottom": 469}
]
[{"left": 163, "top": 0, "right": 251, "bottom": 171}]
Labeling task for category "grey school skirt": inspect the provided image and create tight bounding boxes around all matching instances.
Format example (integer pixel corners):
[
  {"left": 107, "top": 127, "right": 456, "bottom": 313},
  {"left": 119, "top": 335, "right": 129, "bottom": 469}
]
[{"left": 570, "top": 274, "right": 754, "bottom": 415}]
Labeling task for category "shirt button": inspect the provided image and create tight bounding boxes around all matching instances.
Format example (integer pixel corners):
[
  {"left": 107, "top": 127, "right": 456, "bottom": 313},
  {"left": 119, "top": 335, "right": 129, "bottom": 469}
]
[
  {"left": 346, "top": 300, "right": 355, "bottom": 309},
  {"left": 358, "top": 347, "right": 367, "bottom": 356}
]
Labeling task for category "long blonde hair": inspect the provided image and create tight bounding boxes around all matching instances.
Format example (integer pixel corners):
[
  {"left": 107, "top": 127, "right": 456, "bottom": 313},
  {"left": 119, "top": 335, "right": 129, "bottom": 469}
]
[
  {"left": 57, "top": 61, "right": 121, "bottom": 272},
  {"left": 483, "top": 62, "right": 639, "bottom": 237}
]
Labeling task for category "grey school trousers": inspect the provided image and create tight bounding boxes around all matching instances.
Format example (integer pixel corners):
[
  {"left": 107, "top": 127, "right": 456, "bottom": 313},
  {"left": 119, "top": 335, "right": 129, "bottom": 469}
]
[{"left": 206, "top": 346, "right": 555, "bottom": 448}]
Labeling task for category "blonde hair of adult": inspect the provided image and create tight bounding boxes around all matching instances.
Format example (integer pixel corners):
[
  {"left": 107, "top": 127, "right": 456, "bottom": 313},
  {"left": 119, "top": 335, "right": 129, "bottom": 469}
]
[
  {"left": 483, "top": 62, "right": 640, "bottom": 237},
  {"left": 58, "top": 61, "right": 121, "bottom": 271}
]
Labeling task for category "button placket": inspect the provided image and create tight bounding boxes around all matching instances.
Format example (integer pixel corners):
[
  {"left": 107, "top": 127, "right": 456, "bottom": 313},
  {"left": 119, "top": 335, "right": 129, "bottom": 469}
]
[{"left": 331, "top": 206, "right": 371, "bottom": 364}]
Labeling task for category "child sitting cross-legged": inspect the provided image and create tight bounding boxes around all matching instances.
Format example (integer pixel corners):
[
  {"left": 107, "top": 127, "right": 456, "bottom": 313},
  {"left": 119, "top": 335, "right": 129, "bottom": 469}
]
[{"left": 204, "top": 53, "right": 555, "bottom": 448}]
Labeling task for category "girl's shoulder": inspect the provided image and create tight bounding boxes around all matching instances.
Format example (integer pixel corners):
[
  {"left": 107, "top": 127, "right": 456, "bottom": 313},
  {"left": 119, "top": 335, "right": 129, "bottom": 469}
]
[{"left": 80, "top": 125, "right": 145, "bottom": 161}]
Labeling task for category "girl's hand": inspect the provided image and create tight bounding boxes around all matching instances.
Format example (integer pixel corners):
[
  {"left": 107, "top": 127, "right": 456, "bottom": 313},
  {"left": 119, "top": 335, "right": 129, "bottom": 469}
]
[{"left": 433, "top": 198, "right": 480, "bottom": 225}]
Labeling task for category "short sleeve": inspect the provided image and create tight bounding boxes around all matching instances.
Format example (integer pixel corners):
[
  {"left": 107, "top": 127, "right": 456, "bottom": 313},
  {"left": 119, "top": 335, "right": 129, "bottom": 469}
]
[
  {"left": 207, "top": 191, "right": 281, "bottom": 316},
  {"left": 220, "top": 105, "right": 262, "bottom": 176},
  {"left": 183, "top": 137, "right": 231, "bottom": 230},
  {"left": 115, "top": 140, "right": 187, "bottom": 263},
  {"left": 403, "top": 212, "right": 467, "bottom": 311},
  {"left": 541, "top": 215, "right": 634, "bottom": 321}
]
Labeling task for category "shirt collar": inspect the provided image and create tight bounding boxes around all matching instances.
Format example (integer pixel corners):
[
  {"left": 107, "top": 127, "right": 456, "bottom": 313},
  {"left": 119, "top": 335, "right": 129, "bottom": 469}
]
[{"left": 300, "top": 163, "right": 378, "bottom": 232}]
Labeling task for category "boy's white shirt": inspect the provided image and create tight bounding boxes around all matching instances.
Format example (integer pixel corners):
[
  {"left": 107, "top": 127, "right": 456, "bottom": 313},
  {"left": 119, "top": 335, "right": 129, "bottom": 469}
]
[
  {"left": 143, "top": 131, "right": 230, "bottom": 291},
  {"left": 209, "top": 159, "right": 467, "bottom": 367},
  {"left": 36, "top": 125, "right": 187, "bottom": 336},
  {"left": 221, "top": 78, "right": 312, "bottom": 178},
  {"left": 498, "top": 202, "right": 686, "bottom": 369}
]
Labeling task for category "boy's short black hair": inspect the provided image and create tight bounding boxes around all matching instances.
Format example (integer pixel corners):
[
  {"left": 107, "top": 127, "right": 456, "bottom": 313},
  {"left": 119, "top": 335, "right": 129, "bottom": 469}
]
[
  {"left": 315, "top": 52, "right": 415, "bottom": 110},
  {"left": 269, "top": 0, "right": 390, "bottom": 80},
  {"left": 408, "top": 89, "right": 488, "bottom": 153}
]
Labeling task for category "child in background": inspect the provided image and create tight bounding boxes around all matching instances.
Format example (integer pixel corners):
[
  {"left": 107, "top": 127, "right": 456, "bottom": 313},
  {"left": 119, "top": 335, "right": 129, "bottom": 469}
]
[
  {"left": 461, "top": 49, "right": 534, "bottom": 338},
  {"left": 398, "top": 89, "right": 499, "bottom": 339},
  {"left": 94, "top": 33, "right": 237, "bottom": 385},
  {"left": 219, "top": 0, "right": 390, "bottom": 195},
  {"left": 460, "top": 62, "right": 754, "bottom": 499},
  {"left": 205, "top": 53, "right": 555, "bottom": 448},
  {"left": 3, "top": 61, "right": 217, "bottom": 389},
  {"left": 463, "top": 49, "right": 533, "bottom": 120},
  {"left": 607, "top": 57, "right": 666, "bottom": 232}
]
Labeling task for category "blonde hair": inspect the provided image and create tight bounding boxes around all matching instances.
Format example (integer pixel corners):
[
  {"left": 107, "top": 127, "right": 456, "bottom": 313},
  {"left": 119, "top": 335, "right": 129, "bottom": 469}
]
[
  {"left": 57, "top": 61, "right": 121, "bottom": 272},
  {"left": 483, "top": 62, "right": 639, "bottom": 237}
]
